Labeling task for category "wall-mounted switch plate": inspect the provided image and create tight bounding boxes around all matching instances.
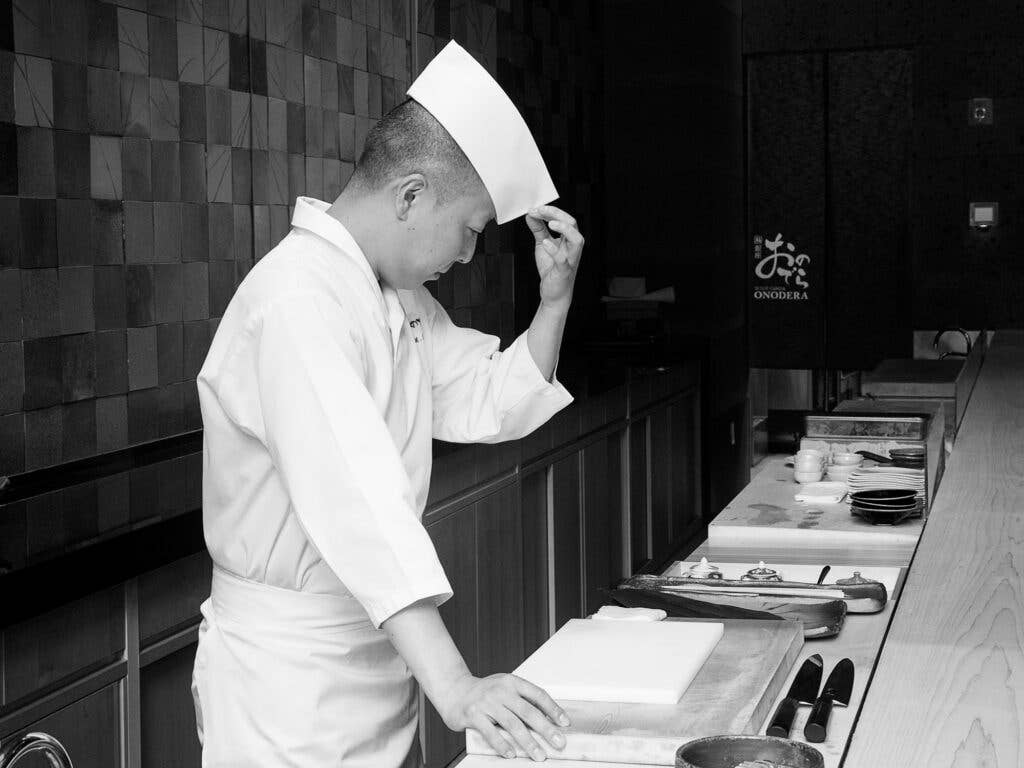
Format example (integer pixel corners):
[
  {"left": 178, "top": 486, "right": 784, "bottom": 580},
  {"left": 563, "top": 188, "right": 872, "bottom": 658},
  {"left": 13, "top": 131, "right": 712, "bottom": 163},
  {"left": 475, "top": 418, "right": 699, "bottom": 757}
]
[
  {"left": 969, "top": 202, "right": 998, "bottom": 229},
  {"left": 969, "top": 98, "right": 994, "bottom": 125}
]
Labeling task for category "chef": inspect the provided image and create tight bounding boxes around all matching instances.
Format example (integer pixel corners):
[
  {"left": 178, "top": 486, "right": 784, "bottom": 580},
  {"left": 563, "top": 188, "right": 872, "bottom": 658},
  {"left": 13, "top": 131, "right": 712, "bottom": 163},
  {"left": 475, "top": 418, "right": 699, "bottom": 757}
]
[{"left": 191, "top": 40, "right": 583, "bottom": 767}]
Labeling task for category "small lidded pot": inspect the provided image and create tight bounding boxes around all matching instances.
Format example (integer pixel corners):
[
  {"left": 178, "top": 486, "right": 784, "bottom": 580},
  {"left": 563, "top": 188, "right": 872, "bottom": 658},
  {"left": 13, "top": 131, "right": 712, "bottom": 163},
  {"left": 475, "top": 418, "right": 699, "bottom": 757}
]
[{"left": 740, "top": 561, "right": 782, "bottom": 582}]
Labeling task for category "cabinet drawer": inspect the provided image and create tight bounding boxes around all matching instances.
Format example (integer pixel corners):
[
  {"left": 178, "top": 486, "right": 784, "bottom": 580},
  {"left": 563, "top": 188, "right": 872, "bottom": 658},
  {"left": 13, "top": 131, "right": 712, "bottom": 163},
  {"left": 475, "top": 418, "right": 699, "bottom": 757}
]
[
  {"left": 138, "top": 551, "right": 212, "bottom": 648},
  {"left": 2, "top": 588, "right": 124, "bottom": 707}
]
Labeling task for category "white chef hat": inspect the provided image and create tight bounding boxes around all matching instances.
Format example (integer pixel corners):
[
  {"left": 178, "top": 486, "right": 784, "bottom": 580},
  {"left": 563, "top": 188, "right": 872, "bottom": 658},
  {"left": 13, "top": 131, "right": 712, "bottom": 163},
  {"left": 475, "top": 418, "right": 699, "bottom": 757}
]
[{"left": 407, "top": 40, "right": 558, "bottom": 224}]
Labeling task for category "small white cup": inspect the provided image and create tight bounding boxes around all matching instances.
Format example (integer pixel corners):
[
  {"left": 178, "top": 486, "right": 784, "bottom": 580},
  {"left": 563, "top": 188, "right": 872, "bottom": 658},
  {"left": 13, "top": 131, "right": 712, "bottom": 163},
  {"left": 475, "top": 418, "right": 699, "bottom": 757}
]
[
  {"left": 795, "top": 457, "right": 824, "bottom": 471},
  {"left": 794, "top": 469, "right": 823, "bottom": 484},
  {"left": 796, "top": 449, "right": 823, "bottom": 459}
]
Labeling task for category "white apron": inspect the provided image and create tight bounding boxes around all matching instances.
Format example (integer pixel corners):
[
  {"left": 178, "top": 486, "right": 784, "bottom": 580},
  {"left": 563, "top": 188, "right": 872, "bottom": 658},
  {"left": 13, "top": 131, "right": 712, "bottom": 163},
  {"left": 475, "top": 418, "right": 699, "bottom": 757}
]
[{"left": 191, "top": 565, "right": 421, "bottom": 768}]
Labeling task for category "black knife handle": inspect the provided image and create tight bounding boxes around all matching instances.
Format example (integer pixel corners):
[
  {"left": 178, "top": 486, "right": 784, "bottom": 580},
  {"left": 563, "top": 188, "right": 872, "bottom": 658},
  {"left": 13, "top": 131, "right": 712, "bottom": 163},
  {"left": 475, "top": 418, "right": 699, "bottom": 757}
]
[
  {"left": 766, "top": 696, "right": 800, "bottom": 737},
  {"left": 804, "top": 696, "right": 833, "bottom": 743}
]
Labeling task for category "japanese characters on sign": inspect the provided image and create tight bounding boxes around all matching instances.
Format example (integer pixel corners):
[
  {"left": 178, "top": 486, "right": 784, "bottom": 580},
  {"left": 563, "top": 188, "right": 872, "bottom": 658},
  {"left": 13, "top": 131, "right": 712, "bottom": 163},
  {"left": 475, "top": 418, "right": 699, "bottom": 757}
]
[{"left": 753, "top": 233, "right": 811, "bottom": 301}]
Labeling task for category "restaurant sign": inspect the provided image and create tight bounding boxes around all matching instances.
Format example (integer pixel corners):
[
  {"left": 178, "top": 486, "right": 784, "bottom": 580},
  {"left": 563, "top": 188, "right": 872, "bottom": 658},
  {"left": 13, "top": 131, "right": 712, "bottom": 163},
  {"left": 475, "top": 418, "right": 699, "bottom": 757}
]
[{"left": 752, "top": 233, "right": 811, "bottom": 301}]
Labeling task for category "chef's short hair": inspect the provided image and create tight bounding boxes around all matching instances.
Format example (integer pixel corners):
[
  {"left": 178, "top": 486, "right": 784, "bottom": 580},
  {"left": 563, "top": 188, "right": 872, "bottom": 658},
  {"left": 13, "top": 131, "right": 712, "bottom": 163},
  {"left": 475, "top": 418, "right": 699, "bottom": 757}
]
[{"left": 351, "top": 99, "right": 482, "bottom": 204}]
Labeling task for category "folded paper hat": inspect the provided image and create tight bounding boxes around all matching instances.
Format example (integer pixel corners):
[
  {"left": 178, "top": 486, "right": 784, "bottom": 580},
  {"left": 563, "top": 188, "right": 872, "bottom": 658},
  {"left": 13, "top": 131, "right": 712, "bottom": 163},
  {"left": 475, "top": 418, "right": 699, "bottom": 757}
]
[{"left": 407, "top": 40, "right": 558, "bottom": 224}]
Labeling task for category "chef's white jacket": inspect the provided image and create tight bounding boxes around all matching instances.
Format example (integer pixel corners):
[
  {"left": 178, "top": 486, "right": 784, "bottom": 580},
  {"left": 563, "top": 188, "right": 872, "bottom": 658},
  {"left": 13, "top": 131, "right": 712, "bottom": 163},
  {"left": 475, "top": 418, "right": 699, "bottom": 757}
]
[{"left": 191, "top": 197, "right": 572, "bottom": 766}]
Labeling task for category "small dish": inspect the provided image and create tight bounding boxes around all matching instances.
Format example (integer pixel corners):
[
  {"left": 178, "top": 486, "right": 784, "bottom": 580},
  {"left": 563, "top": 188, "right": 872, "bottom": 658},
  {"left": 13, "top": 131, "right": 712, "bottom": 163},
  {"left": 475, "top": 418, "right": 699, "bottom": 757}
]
[
  {"left": 827, "top": 466, "right": 855, "bottom": 482},
  {"left": 831, "top": 452, "right": 863, "bottom": 467},
  {"left": 794, "top": 470, "right": 823, "bottom": 484}
]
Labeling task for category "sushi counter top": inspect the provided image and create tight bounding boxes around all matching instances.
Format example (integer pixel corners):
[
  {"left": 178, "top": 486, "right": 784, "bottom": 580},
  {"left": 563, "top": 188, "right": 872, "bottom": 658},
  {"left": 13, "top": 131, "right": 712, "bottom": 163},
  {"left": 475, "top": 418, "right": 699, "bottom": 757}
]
[
  {"left": 462, "top": 332, "right": 1024, "bottom": 768},
  {"left": 843, "top": 330, "right": 1024, "bottom": 768}
]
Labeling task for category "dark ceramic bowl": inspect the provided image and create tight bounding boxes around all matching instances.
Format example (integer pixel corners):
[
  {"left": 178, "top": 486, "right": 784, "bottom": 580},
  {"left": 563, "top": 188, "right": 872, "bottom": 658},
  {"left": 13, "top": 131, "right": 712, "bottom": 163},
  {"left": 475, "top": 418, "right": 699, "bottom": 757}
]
[
  {"left": 850, "top": 489, "right": 917, "bottom": 503},
  {"left": 675, "top": 735, "right": 824, "bottom": 768},
  {"left": 851, "top": 506, "right": 916, "bottom": 525},
  {"left": 850, "top": 497, "right": 919, "bottom": 509}
]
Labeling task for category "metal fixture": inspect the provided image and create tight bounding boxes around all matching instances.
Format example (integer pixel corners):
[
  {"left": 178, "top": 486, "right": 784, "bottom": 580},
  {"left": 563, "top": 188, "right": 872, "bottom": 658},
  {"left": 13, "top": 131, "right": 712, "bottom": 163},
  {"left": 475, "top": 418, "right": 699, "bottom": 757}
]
[
  {"left": 969, "top": 202, "right": 998, "bottom": 229},
  {"left": 968, "top": 97, "right": 994, "bottom": 125},
  {"left": 741, "top": 561, "right": 783, "bottom": 582},
  {"left": 684, "top": 557, "right": 723, "bottom": 580},
  {"left": 0, "top": 733, "right": 73, "bottom": 768},
  {"left": 933, "top": 327, "right": 973, "bottom": 359}
]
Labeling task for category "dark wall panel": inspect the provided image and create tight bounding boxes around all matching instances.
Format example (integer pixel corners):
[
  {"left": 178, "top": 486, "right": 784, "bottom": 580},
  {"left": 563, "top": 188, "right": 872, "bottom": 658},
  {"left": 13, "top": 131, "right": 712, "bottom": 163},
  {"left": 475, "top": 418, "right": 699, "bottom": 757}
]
[
  {"left": 827, "top": 50, "right": 913, "bottom": 369},
  {"left": 747, "top": 54, "right": 827, "bottom": 368},
  {"left": 745, "top": 0, "right": 1024, "bottom": 332},
  {"left": 604, "top": 0, "right": 744, "bottom": 333}
]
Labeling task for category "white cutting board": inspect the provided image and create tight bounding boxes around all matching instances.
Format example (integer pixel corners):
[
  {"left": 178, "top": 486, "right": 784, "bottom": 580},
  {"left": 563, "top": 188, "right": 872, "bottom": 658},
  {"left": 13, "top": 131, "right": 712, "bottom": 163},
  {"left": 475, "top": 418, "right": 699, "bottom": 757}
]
[{"left": 512, "top": 619, "right": 723, "bottom": 704}]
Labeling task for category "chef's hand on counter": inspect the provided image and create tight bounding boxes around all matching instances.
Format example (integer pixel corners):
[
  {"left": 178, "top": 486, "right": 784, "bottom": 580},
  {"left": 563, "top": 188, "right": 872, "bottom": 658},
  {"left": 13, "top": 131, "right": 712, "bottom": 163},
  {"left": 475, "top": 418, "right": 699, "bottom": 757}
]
[
  {"left": 524, "top": 205, "right": 584, "bottom": 382},
  {"left": 383, "top": 599, "right": 569, "bottom": 761},
  {"left": 438, "top": 671, "right": 569, "bottom": 761}
]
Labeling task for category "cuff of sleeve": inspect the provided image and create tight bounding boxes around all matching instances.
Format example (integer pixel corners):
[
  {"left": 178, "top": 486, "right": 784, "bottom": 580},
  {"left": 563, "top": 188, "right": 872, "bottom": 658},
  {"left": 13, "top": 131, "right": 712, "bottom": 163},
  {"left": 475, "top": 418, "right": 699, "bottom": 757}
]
[
  {"left": 506, "top": 331, "right": 574, "bottom": 406},
  {"left": 364, "top": 578, "right": 454, "bottom": 630}
]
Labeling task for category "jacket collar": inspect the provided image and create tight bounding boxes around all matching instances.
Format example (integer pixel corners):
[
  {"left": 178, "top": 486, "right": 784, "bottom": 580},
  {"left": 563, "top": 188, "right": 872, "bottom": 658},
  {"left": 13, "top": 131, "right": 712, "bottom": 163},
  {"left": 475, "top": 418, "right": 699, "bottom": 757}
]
[
  {"left": 291, "top": 196, "right": 381, "bottom": 287},
  {"left": 290, "top": 197, "right": 406, "bottom": 359}
]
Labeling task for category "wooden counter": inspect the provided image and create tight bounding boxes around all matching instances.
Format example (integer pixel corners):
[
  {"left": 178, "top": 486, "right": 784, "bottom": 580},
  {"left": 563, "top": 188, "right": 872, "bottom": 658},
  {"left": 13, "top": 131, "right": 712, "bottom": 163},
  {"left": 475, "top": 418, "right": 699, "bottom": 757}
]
[{"left": 844, "top": 330, "right": 1024, "bottom": 768}]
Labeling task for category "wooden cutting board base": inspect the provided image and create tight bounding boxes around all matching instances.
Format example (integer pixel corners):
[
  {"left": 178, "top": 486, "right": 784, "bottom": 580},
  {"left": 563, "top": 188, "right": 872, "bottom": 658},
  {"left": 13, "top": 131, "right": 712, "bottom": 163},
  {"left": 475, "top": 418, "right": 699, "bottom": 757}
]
[{"left": 467, "top": 618, "right": 803, "bottom": 765}]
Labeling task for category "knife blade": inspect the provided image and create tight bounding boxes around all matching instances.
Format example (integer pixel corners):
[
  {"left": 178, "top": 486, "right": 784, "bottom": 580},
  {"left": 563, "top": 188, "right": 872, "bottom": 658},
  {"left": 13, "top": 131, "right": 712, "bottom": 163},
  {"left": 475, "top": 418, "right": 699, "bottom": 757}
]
[
  {"left": 765, "top": 654, "right": 823, "bottom": 737},
  {"left": 804, "top": 658, "right": 854, "bottom": 743}
]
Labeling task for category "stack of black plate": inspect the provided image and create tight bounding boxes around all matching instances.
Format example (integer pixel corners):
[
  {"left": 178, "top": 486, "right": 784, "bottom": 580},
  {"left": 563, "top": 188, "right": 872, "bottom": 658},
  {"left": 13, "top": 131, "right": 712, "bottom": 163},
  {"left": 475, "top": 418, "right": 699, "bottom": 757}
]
[
  {"left": 850, "top": 489, "right": 919, "bottom": 525},
  {"left": 889, "top": 447, "right": 926, "bottom": 469}
]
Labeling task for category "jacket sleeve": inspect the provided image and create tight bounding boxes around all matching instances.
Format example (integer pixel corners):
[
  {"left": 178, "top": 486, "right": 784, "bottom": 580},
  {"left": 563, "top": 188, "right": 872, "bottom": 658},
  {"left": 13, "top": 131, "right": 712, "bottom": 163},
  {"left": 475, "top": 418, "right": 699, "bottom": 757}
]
[
  {"left": 254, "top": 295, "right": 452, "bottom": 628},
  {"left": 426, "top": 294, "right": 573, "bottom": 444}
]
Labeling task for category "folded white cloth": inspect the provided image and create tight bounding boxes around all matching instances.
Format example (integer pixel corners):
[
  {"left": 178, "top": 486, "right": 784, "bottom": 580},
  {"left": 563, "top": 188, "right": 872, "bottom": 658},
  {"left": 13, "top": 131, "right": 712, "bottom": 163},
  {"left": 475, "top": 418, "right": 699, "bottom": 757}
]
[
  {"left": 592, "top": 606, "right": 667, "bottom": 622},
  {"left": 794, "top": 481, "right": 848, "bottom": 504}
]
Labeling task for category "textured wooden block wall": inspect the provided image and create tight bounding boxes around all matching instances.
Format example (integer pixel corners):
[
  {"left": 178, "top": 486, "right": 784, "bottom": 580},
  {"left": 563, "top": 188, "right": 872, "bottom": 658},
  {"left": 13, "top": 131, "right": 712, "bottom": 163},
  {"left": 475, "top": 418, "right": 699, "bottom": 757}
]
[
  {"left": 1, "top": 0, "right": 601, "bottom": 483},
  {"left": 0, "top": 0, "right": 412, "bottom": 477}
]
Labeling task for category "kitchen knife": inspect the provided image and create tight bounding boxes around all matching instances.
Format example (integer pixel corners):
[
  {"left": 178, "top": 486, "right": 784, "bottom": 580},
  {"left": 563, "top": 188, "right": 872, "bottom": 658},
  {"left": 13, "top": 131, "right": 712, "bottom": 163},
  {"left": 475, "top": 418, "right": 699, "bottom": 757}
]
[
  {"left": 765, "top": 654, "right": 823, "bottom": 737},
  {"left": 804, "top": 658, "right": 855, "bottom": 743}
]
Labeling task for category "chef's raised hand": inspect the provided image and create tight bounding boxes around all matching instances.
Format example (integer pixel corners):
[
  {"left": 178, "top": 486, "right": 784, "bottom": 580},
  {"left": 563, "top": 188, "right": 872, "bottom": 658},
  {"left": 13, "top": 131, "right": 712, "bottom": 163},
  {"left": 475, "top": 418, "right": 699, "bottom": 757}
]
[
  {"left": 526, "top": 205, "right": 584, "bottom": 311},
  {"left": 440, "top": 672, "right": 570, "bottom": 761}
]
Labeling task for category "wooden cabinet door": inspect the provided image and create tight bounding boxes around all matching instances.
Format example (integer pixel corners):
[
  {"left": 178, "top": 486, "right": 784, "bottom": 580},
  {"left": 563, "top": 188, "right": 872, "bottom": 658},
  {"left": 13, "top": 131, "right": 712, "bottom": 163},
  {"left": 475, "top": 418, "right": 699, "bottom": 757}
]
[
  {"left": 628, "top": 419, "right": 651, "bottom": 573},
  {"left": 423, "top": 506, "right": 478, "bottom": 768},
  {"left": 141, "top": 644, "right": 201, "bottom": 768},
  {"left": 476, "top": 484, "right": 525, "bottom": 676},
  {"left": 581, "top": 433, "right": 625, "bottom": 615},
  {"left": 550, "top": 453, "right": 582, "bottom": 629},
  {"left": 669, "top": 393, "right": 702, "bottom": 544},
  {"left": 648, "top": 411, "right": 674, "bottom": 564},
  {"left": 520, "top": 469, "right": 550, "bottom": 656},
  {"left": 3, "top": 683, "right": 121, "bottom": 767}
]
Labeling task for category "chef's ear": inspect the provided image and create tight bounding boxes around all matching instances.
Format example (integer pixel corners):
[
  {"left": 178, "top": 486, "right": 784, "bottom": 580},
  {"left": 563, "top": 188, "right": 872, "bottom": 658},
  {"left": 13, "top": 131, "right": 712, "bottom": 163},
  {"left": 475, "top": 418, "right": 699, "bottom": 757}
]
[{"left": 395, "top": 174, "right": 428, "bottom": 221}]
